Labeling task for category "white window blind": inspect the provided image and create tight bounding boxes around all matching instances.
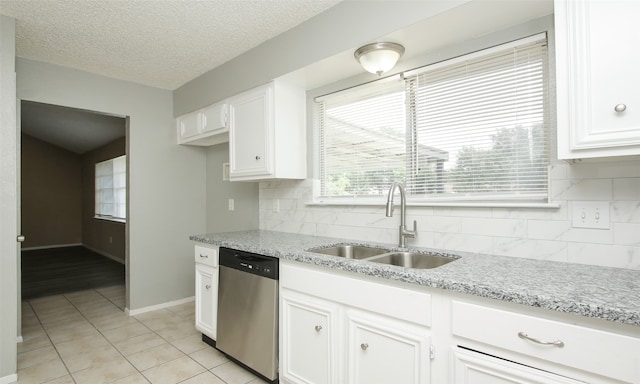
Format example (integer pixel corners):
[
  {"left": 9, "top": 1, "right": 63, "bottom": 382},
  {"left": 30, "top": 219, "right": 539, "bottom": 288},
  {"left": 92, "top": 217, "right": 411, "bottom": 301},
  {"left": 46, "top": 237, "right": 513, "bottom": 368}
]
[
  {"left": 95, "top": 155, "right": 126, "bottom": 220},
  {"left": 316, "top": 34, "right": 549, "bottom": 203}
]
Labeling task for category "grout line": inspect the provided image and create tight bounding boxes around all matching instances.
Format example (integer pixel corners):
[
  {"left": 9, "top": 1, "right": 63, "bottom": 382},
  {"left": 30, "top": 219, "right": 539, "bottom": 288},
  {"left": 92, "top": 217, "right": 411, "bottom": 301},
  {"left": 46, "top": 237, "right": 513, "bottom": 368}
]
[{"left": 23, "top": 287, "right": 260, "bottom": 384}]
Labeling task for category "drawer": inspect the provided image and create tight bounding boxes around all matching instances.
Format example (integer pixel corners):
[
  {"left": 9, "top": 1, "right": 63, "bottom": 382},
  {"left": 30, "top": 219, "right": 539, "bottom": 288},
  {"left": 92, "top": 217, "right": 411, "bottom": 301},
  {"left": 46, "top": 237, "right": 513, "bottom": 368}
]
[
  {"left": 194, "top": 245, "right": 218, "bottom": 267},
  {"left": 281, "top": 262, "right": 431, "bottom": 327},
  {"left": 451, "top": 300, "right": 640, "bottom": 383}
]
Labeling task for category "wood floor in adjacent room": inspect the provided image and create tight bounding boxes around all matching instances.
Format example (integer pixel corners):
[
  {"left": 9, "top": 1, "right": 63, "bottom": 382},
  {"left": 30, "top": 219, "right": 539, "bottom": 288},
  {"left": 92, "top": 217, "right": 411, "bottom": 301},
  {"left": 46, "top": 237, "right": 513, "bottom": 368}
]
[{"left": 21, "top": 246, "right": 125, "bottom": 300}]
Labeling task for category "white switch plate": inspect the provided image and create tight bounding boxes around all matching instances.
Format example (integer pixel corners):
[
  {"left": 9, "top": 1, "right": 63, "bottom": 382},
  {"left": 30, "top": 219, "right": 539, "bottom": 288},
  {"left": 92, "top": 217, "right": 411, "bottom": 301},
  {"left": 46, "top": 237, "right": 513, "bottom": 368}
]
[
  {"left": 228, "top": 199, "right": 234, "bottom": 211},
  {"left": 572, "top": 201, "right": 610, "bottom": 229}
]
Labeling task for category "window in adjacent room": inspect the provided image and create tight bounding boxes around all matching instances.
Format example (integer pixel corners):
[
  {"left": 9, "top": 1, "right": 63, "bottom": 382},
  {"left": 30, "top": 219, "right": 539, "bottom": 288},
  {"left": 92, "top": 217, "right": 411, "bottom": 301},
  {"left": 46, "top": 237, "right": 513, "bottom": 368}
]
[
  {"left": 95, "top": 155, "right": 126, "bottom": 221},
  {"left": 315, "top": 33, "right": 550, "bottom": 205}
]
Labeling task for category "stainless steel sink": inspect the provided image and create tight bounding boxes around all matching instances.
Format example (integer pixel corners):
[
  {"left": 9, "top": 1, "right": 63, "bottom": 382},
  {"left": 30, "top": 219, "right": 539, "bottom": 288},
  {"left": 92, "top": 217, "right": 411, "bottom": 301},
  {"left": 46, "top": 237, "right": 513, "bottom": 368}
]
[
  {"left": 308, "top": 244, "right": 459, "bottom": 269},
  {"left": 308, "top": 245, "right": 388, "bottom": 259},
  {"left": 368, "top": 252, "right": 457, "bottom": 269}
]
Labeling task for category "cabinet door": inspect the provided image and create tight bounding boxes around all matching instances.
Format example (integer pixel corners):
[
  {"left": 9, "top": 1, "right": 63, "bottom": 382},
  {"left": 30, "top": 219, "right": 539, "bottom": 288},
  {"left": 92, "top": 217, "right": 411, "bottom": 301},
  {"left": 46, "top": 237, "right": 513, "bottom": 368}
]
[
  {"left": 556, "top": 0, "right": 640, "bottom": 158},
  {"left": 201, "top": 103, "right": 227, "bottom": 134},
  {"left": 347, "top": 310, "right": 430, "bottom": 384},
  {"left": 452, "top": 347, "right": 585, "bottom": 384},
  {"left": 177, "top": 112, "right": 200, "bottom": 141},
  {"left": 228, "top": 84, "right": 273, "bottom": 178},
  {"left": 195, "top": 264, "right": 218, "bottom": 339},
  {"left": 281, "top": 290, "right": 339, "bottom": 384}
]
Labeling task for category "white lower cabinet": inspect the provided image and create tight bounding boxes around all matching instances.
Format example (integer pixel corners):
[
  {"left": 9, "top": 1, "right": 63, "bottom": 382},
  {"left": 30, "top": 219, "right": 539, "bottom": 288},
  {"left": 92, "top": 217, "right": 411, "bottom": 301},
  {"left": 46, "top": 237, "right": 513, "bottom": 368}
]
[
  {"left": 451, "top": 300, "right": 640, "bottom": 384},
  {"left": 280, "top": 261, "right": 432, "bottom": 384},
  {"left": 195, "top": 264, "right": 218, "bottom": 339},
  {"left": 281, "top": 290, "right": 340, "bottom": 384},
  {"left": 194, "top": 245, "right": 218, "bottom": 341},
  {"left": 347, "top": 310, "right": 430, "bottom": 384},
  {"left": 452, "top": 347, "right": 584, "bottom": 384}
]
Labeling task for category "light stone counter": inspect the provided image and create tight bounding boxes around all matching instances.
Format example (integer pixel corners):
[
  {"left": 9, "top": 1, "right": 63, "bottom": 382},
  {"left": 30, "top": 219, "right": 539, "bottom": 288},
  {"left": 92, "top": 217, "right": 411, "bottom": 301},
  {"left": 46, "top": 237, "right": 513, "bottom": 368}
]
[{"left": 191, "top": 230, "right": 640, "bottom": 326}]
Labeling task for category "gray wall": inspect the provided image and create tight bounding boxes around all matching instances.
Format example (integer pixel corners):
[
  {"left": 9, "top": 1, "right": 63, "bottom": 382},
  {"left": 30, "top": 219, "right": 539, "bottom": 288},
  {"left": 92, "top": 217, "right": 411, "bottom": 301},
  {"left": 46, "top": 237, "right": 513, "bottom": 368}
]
[
  {"left": 173, "top": 0, "right": 471, "bottom": 116},
  {"left": 17, "top": 58, "right": 207, "bottom": 311},
  {"left": 0, "top": 14, "right": 17, "bottom": 384},
  {"left": 205, "top": 144, "right": 259, "bottom": 233}
]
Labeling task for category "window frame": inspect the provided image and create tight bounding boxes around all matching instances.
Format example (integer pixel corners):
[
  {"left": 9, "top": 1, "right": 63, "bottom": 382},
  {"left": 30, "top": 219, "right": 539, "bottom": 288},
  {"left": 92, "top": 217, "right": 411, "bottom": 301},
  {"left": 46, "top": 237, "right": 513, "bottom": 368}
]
[
  {"left": 94, "top": 154, "right": 127, "bottom": 222},
  {"left": 312, "top": 32, "right": 555, "bottom": 208}
]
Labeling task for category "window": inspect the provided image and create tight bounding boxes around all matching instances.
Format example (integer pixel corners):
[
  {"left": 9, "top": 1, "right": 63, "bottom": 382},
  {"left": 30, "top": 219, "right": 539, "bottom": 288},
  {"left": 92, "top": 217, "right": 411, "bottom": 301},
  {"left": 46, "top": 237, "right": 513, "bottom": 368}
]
[
  {"left": 316, "top": 34, "right": 550, "bottom": 204},
  {"left": 95, "top": 155, "right": 126, "bottom": 220}
]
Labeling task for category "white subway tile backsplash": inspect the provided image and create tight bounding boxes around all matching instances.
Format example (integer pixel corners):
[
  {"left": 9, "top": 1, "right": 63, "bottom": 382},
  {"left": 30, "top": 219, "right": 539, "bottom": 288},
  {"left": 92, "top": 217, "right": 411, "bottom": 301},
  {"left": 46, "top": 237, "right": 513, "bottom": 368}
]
[
  {"left": 613, "top": 178, "right": 640, "bottom": 200},
  {"left": 527, "top": 219, "right": 571, "bottom": 240},
  {"left": 434, "top": 233, "right": 493, "bottom": 254},
  {"left": 492, "top": 237, "right": 567, "bottom": 262},
  {"left": 568, "top": 243, "right": 640, "bottom": 269},
  {"left": 460, "top": 217, "right": 527, "bottom": 237},
  {"left": 259, "top": 159, "right": 640, "bottom": 270},
  {"left": 613, "top": 223, "right": 640, "bottom": 246},
  {"left": 611, "top": 201, "right": 640, "bottom": 223}
]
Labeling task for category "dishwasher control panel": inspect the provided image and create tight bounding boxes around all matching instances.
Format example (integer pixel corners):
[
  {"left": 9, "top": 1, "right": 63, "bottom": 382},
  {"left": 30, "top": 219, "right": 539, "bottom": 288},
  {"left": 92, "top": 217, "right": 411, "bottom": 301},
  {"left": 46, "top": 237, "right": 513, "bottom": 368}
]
[{"left": 219, "top": 247, "right": 279, "bottom": 280}]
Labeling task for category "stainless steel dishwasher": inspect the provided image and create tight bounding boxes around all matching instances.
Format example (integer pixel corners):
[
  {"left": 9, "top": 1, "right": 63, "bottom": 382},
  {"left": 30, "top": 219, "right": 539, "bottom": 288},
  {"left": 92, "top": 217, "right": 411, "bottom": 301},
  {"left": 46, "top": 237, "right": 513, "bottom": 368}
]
[{"left": 216, "top": 247, "right": 279, "bottom": 383}]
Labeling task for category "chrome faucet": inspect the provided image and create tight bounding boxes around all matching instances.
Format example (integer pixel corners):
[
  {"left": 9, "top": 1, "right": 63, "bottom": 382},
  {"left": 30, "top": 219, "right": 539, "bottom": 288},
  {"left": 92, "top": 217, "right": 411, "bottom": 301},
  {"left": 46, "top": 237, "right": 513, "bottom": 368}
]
[{"left": 385, "top": 182, "right": 417, "bottom": 248}]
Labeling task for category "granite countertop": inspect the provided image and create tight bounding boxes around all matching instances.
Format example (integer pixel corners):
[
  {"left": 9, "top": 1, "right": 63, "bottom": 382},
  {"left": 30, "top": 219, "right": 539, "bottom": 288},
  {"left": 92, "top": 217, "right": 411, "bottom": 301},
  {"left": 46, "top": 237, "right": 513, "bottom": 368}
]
[{"left": 191, "top": 230, "right": 640, "bottom": 327}]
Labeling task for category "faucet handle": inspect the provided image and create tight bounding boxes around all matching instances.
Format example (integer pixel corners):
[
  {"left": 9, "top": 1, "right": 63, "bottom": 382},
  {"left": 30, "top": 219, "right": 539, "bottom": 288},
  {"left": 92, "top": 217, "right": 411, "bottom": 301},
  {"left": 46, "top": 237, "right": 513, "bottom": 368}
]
[{"left": 411, "top": 220, "right": 417, "bottom": 238}]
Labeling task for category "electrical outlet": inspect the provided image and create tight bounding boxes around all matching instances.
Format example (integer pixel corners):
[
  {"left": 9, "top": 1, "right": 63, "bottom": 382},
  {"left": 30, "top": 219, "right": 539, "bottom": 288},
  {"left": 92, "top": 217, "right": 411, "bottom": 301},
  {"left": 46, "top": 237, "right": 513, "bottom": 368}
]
[
  {"left": 228, "top": 199, "right": 234, "bottom": 211},
  {"left": 572, "top": 201, "right": 610, "bottom": 229}
]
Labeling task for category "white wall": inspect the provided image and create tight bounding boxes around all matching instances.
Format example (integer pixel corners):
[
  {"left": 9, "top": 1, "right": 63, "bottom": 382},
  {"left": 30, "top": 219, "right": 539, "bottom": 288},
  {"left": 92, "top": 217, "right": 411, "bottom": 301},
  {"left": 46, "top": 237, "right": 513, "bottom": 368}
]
[
  {"left": 16, "top": 58, "right": 207, "bottom": 310},
  {"left": 0, "top": 15, "right": 18, "bottom": 384}
]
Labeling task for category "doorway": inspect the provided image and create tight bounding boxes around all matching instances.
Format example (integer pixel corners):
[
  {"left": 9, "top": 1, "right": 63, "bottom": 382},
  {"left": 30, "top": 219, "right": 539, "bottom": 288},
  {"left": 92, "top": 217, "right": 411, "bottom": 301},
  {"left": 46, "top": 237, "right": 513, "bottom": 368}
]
[{"left": 19, "top": 100, "right": 127, "bottom": 304}]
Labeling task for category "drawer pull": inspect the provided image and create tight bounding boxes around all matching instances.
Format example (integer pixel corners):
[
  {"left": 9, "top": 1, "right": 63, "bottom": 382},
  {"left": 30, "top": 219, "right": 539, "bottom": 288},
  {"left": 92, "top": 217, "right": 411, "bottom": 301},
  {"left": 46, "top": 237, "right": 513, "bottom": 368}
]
[
  {"left": 315, "top": 325, "right": 322, "bottom": 332},
  {"left": 199, "top": 254, "right": 208, "bottom": 258},
  {"left": 518, "top": 332, "right": 564, "bottom": 348},
  {"left": 361, "top": 343, "right": 369, "bottom": 351}
]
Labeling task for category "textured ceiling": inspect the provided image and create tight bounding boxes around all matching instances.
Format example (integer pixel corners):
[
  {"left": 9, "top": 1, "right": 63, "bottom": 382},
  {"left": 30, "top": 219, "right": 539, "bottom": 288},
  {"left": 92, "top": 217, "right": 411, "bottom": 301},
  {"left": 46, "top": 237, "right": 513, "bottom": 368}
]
[{"left": 0, "top": 0, "right": 342, "bottom": 90}]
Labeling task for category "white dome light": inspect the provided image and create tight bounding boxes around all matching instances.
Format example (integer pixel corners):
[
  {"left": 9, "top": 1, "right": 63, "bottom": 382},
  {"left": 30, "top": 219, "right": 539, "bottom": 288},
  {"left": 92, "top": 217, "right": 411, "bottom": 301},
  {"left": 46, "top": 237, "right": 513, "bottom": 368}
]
[{"left": 354, "top": 42, "right": 405, "bottom": 76}]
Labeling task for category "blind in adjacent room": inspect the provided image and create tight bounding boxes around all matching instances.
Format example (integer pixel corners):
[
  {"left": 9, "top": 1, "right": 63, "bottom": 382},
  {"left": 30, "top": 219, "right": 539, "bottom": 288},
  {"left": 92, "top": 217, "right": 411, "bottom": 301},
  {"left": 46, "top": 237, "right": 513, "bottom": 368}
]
[{"left": 95, "top": 155, "right": 126, "bottom": 220}]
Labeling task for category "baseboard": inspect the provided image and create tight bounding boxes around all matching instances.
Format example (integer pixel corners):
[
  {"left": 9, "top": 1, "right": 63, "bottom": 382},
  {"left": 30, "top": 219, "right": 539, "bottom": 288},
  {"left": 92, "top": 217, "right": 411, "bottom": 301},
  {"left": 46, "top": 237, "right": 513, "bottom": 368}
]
[
  {"left": 0, "top": 373, "right": 18, "bottom": 384},
  {"left": 126, "top": 296, "right": 195, "bottom": 316},
  {"left": 82, "top": 244, "right": 125, "bottom": 265},
  {"left": 21, "top": 243, "right": 82, "bottom": 251}
]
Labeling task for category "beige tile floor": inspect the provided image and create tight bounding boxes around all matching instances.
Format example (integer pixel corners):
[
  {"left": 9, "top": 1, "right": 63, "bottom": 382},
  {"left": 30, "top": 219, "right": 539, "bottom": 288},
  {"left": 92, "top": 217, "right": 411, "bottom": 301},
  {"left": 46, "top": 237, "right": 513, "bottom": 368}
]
[{"left": 18, "top": 285, "right": 268, "bottom": 384}]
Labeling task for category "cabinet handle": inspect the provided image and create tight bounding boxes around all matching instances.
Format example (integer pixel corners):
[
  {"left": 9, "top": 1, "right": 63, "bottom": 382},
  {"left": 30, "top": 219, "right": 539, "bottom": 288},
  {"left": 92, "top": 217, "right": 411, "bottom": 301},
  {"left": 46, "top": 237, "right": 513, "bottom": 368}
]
[
  {"left": 205, "top": 284, "right": 211, "bottom": 290},
  {"left": 199, "top": 254, "right": 208, "bottom": 258},
  {"left": 517, "top": 332, "right": 564, "bottom": 348},
  {"left": 315, "top": 325, "right": 322, "bottom": 332},
  {"left": 360, "top": 343, "right": 369, "bottom": 351},
  {"left": 255, "top": 155, "right": 261, "bottom": 160},
  {"left": 614, "top": 104, "right": 627, "bottom": 113}
]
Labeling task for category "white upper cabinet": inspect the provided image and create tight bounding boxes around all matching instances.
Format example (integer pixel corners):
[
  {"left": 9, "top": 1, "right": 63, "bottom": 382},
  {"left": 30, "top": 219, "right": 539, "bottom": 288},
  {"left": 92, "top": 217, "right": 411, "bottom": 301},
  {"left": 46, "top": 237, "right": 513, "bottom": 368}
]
[
  {"left": 176, "top": 102, "right": 229, "bottom": 146},
  {"left": 228, "top": 80, "right": 306, "bottom": 181},
  {"left": 555, "top": 0, "right": 640, "bottom": 159}
]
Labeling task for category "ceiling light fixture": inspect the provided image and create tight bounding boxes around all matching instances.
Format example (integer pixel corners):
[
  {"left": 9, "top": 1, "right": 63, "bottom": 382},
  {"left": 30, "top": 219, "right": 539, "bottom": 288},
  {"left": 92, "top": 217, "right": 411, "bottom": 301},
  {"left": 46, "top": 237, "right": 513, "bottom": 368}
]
[{"left": 354, "top": 42, "right": 405, "bottom": 76}]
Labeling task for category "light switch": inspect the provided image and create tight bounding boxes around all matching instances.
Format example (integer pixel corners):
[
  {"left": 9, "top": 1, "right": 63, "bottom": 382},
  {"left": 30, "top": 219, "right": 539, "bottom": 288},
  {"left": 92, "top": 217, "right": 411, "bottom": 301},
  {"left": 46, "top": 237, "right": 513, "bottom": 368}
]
[{"left": 572, "top": 201, "right": 610, "bottom": 229}]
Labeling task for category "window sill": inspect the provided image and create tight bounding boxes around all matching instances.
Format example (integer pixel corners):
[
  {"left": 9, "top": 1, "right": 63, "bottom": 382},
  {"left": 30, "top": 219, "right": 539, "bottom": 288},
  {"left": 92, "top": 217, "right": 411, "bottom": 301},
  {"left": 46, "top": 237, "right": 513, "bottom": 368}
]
[
  {"left": 94, "top": 216, "right": 126, "bottom": 224},
  {"left": 306, "top": 200, "right": 561, "bottom": 209}
]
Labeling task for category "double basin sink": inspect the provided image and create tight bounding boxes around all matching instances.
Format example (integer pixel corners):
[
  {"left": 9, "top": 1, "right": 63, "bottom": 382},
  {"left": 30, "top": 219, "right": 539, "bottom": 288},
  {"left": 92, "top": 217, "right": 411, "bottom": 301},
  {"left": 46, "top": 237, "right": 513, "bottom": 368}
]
[{"left": 307, "top": 244, "right": 458, "bottom": 269}]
